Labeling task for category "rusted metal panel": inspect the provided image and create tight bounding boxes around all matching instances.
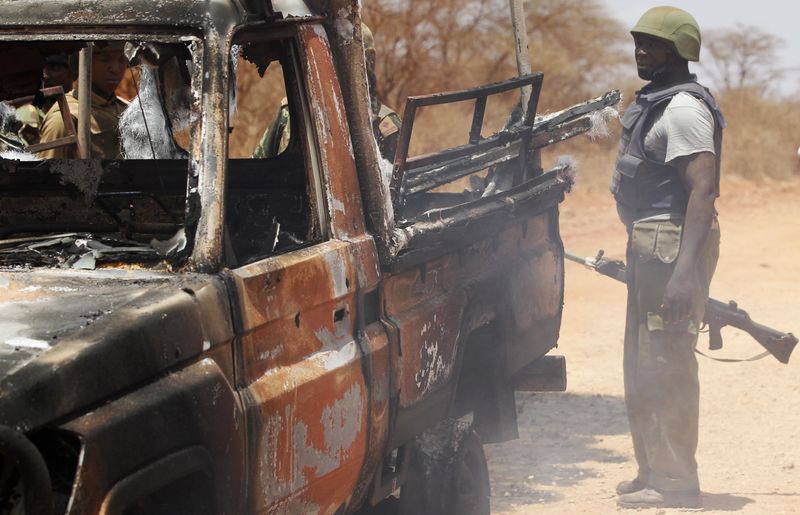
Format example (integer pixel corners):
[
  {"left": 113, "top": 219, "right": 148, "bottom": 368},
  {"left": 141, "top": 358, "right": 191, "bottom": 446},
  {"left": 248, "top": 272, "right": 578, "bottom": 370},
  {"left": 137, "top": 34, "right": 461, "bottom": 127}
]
[
  {"left": 297, "top": 23, "right": 366, "bottom": 241},
  {"left": 351, "top": 323, "right": 391, "bottom": 505},
  {"left": 311, "top": 1, "right": 397, "bottom": 262},
  {"left": 504, "top": 209, "right": 565, "bottom": 376},
  {"left": 382, "top": 252, "right": 469, "bottom": 408},
  {"left": 228, "top": 237, "right": 380, "bottom": 513},
  {"left": 230, "top": 239, "right": 376, "bottom": 381},
  {"left": 397, "top": 296, "right": 465, "bottom": 408},
  {"left": 508, "top": 242, "right": 563, "bottom": 328},
  {"left": 247, "top": 361, "right": 368, "bottom": 514},
  {"left": 384, "top": 207, "right": 564, "bottom": 409}
]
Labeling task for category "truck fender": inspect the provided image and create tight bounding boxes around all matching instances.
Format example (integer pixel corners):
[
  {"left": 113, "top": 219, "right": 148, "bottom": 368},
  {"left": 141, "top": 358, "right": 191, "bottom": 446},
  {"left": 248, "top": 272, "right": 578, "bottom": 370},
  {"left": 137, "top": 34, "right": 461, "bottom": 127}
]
[
  {"left": 100, "top": 446, "right": 216, "bottom": 515},
  {"left": 61, "top": 357, "right": 245, "bottom": 515}
]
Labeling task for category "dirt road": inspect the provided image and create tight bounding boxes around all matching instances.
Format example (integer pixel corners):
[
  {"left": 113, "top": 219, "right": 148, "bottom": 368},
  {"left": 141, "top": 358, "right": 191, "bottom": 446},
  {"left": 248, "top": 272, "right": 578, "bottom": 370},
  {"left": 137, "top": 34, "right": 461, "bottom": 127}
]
[{"left": 487, "top": 177, "right": 800, "bottom": 514}]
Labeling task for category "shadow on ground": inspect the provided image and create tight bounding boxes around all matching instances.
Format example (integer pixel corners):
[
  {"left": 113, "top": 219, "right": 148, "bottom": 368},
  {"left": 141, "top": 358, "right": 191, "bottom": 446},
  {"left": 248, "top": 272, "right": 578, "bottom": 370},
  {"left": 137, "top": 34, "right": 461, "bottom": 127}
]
[
  {"left": 485, "top": 391, "right": 629, "bottom": 512},
  {"left": 699, "top": 492, "right": 754, "bottom": 511}
]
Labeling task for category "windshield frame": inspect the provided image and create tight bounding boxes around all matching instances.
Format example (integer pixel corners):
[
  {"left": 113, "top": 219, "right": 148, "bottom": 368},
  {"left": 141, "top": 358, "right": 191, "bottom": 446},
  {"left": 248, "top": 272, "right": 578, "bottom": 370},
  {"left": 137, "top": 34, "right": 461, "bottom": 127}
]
[{"left": 0, "top": 31, "right": 205, "bottom": 271}]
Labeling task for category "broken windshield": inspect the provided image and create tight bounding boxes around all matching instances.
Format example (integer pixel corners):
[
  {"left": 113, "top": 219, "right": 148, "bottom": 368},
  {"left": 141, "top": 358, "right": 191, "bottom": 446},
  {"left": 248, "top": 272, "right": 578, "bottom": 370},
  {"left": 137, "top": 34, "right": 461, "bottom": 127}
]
[{"left": 0, "top": 37, "right": 200, "bottom": 269}]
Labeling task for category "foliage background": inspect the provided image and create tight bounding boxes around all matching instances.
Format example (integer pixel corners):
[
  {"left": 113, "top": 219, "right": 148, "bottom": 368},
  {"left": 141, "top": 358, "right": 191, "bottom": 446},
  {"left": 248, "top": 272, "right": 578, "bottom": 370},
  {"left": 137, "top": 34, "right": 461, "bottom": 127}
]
[
  {"left": 171, "top": 0, "right": 800, "bottom": 186},
  {"left": 362, "top": 0, "right": 800, "bottom": 190}
]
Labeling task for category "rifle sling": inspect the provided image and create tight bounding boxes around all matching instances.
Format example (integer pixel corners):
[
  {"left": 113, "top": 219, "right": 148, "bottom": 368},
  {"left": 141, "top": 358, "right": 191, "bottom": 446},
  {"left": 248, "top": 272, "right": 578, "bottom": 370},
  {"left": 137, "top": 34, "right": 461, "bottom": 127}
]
[{"left": 694, "top": 349, "right": 771, "bottom": 363}]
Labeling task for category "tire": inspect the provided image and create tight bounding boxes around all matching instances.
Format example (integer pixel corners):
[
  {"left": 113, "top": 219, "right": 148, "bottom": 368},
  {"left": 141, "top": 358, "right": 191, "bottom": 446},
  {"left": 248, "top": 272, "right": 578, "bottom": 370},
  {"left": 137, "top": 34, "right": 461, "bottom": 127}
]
[{"left": 399, "top": 419, "right": 491, "bottom": 515}]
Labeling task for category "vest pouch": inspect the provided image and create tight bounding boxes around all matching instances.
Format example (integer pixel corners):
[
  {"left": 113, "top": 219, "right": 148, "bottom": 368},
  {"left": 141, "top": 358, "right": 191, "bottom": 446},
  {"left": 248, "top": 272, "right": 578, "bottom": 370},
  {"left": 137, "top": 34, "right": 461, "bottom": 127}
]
[
  {"left": 631, "top": 220, "right": 682, "bottom": 264},
  {"left": 616, "top": 153, "right": 642, "bottom": 178}
]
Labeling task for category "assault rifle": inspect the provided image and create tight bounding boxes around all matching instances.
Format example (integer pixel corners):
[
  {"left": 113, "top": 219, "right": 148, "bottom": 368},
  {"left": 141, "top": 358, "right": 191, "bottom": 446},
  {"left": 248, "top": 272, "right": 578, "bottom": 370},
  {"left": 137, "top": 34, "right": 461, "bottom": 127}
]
[{"left": 566, "top": 250, "right": 798, "bottom": 364}]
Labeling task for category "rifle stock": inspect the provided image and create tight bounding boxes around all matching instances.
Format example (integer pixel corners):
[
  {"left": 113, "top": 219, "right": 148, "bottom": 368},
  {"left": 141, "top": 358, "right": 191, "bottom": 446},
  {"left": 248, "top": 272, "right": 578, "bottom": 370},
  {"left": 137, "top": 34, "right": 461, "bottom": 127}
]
[
  {"left": 566, "top": 250, "right": 798, "bottom": 364},
  {"left": 705, "top": 298, "right": 798, "bottom": 364}
]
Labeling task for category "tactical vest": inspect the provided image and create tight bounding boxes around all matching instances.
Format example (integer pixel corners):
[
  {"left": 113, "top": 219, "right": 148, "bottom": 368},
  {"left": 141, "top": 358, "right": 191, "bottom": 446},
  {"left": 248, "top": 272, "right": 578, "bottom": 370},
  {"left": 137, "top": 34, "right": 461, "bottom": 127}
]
[{"left": 610, "top": 79, "right": 725, "bottom": 218}]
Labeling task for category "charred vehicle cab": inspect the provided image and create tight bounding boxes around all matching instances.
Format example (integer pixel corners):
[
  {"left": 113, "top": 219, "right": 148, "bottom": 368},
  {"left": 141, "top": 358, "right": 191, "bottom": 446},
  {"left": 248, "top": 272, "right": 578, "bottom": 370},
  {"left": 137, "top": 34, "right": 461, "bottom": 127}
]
[{"left": 0, "top": 1, "right": 618, "bottom": 514}]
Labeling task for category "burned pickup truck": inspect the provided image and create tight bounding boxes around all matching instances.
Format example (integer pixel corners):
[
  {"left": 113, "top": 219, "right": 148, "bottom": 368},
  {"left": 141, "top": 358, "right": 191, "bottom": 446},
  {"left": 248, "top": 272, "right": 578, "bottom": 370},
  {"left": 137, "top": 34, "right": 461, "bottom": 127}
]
[{"left": 0, "top": 1, "right": 618, "bottom": 514}]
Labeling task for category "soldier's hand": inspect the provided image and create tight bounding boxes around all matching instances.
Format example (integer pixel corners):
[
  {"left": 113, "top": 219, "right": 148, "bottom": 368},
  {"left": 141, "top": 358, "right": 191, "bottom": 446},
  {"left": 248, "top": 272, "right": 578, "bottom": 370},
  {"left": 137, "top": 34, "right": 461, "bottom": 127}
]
[{"left": 661, "top": 272, "right": 694, "bottom": 324}]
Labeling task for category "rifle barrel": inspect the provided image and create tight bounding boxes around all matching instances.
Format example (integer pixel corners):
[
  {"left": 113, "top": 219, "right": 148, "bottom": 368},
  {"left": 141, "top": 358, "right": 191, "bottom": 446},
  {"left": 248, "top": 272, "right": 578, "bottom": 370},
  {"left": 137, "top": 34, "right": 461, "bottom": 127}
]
[{"left": 564, "top": 251, "right": 588, "bottom": 266}]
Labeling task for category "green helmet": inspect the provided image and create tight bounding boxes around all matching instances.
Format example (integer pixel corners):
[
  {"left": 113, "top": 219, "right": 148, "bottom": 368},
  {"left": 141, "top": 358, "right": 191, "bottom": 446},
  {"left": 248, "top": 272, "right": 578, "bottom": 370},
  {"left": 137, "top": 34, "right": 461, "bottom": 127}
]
[
  {"left": 362, "top": 23, "right": 376, "bottom": 70},
  {"left": 631, "top": 6, "right": 701, "bottom": 62},
  {"left": 362, "top": 23, "right": 375, "bottom": 54}
]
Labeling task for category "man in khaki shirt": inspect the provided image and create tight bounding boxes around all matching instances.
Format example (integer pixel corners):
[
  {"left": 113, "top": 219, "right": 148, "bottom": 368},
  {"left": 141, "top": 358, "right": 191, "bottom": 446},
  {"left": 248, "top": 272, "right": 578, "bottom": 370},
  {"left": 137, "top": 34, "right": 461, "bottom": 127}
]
[
  {"left": 15, "top": 53, "right": 74, "bottom": 146},
  {"left": 38, "top": 42, "right": 129, "bottom": 159}
]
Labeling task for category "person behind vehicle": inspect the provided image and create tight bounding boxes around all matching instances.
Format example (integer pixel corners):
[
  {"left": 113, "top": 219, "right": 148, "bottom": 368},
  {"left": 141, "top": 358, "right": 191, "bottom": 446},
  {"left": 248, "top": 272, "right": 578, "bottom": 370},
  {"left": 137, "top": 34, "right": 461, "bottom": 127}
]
[
  {"left": 252, "top": 95, "right": 291, "bottom": 158},
  {"left": 610, "top": 6, "right": 725, "bottom": 510},
  {"left": 252, "top": 23, "right": 401, "bottom": 161},
  {"left": 362, "top": 23, "right": 402, "bottom": 161},
  {"left": 38, "top": 42, "right": 129, "bottom": 159},
  {"left": 15, "top": 53, "right": 74, "bottom": 146}
]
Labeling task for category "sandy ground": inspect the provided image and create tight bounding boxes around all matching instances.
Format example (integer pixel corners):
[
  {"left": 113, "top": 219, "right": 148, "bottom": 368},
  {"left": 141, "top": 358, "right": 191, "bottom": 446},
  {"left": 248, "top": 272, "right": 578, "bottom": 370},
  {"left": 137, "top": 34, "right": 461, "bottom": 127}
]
[{"left": 486, "top": 176, "right": 800, "bottom": 514}]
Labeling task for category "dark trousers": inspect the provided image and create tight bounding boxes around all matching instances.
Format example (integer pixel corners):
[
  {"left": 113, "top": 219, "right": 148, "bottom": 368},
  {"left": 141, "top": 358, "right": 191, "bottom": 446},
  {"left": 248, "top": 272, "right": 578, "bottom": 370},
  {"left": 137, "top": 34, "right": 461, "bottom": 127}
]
[{"left": 623, "top": 219, "right": 719, "bottom": 493}]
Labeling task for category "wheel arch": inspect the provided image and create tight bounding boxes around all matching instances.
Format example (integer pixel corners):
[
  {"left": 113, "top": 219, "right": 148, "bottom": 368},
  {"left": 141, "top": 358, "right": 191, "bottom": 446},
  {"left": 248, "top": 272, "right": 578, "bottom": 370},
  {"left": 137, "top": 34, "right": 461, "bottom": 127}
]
[{"left": 100, "top": 446, "right": 218, "bottom": 515}]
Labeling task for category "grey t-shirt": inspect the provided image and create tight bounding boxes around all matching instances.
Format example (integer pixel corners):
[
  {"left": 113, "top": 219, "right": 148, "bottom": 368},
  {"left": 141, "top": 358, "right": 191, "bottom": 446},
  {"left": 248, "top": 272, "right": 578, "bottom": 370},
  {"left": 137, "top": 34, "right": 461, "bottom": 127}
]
[
  {"left": 619, "top": 92, "right": 716, "bottom": 227},
  {"left": 643, "top": 91, "right": 715, "bottom": 163}
]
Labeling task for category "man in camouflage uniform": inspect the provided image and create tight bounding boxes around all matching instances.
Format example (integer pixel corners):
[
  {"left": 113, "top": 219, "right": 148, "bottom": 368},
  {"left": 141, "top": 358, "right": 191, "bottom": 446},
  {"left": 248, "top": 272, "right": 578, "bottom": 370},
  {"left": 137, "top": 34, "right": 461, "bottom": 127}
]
[
  {"left": 253, "top": 23, "right": 400, "bottom": 161},
  {"left": 362, "top": 23, "right": 402, "bottom": 161},
  {"left": 252, "top": 96, "right": 291, "bottom": 158},
  {"left": 611, "top": 7, "right": 725, "bottom": 510},
  {"left": 38, "top": 42, "right": 129, "bottom": 159}
]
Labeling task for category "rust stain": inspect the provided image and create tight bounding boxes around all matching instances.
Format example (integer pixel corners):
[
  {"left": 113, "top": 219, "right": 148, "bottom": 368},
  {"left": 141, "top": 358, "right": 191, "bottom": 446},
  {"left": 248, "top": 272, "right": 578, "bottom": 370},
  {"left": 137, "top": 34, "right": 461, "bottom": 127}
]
[
  {"left": 250, "top": 363, "right": 368, "bottom": 514},
  {"left": 231, "top": 234, "right": 376, "bottom": 512},
  {"left": 384, "top": 212, "right": 562, "bottom": 407},
  {"left": 299, "top": 23, "right": 365, "bottom": 241}
]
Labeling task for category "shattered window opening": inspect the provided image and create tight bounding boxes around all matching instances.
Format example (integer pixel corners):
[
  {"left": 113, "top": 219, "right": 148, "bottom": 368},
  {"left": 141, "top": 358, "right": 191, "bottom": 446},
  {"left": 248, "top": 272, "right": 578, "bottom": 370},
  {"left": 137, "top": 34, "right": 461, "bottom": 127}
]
[
  {"left": 0, "top": 37, "right": 202, "bottom": 270},
  {"left": 223, "top": 33, "right": 325, "bottom": 267}
]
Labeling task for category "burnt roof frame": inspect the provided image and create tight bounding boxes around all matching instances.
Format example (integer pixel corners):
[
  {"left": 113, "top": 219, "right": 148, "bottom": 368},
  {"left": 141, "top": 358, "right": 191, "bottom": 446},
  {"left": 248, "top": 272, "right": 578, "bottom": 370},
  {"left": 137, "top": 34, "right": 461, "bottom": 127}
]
[{"left": 390, "top": 73, "right": 544, "bottom": 220}]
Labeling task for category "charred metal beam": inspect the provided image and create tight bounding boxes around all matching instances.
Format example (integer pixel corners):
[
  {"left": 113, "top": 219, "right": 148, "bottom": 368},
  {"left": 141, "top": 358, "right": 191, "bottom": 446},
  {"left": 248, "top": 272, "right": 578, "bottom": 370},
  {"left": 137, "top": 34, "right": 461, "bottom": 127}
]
[
  {"left": 16, "top": 84, "right": 78, "bottom": 155},
  {"left": 535, "top": 89, "right": 621, "bottom": 131},
  {"left": 388, "top": 165, "right": 572, "bottom": 268},
  {"left": 77, "top": 44, "right": 92, "bottom": 159},
  {"left": 393, "top": 74, "right": 543, "bottom": 172},
  {"left": 509, "top": 0, "right": 533, "bottom": 113},
  {"left": 316, "top": 0, "right": 396, "bottom": 263},
  {"left": 397, "top": 90, "right": 619, "bottom": 202},
  {"left": 391, "top": 74, "right": 544, "bottom": 212}
]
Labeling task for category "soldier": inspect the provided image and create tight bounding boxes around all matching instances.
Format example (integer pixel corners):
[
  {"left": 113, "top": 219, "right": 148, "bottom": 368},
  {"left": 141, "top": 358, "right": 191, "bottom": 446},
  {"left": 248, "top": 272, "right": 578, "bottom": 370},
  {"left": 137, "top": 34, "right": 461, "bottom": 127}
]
[
  {"left": 15, "top": 53, "right": 74, "bottom": 146},
  {"left": 252, "top": 96, "right": 291, "bottom": 158},
  {"left": 253, "top": 23, "right": 400, "bottom": 161},
  {"left": 38, "top": 42, "right": 129, "bottom": 159},
  {"left": 611, "top": 7, "right": 725, "bottom": 509},
  {"left": 362, "top": 23, "right": 402, "bottom": 161}
]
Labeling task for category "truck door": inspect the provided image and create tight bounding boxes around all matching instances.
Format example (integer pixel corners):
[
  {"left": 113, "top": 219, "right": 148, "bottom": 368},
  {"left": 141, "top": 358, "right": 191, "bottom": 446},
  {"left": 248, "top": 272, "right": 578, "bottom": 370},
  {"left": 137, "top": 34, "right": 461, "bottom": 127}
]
[{"left": 222, "top": 31, "right": 382, "bottom": 514}]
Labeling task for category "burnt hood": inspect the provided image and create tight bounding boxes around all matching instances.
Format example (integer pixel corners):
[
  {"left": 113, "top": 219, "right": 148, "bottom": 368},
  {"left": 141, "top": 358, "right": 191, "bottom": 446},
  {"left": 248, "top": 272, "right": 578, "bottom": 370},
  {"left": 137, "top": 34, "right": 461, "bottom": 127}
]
[{"left": 0, "top": 267, "right": 233, "bottom": 432}]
